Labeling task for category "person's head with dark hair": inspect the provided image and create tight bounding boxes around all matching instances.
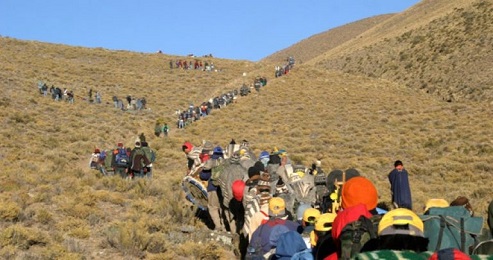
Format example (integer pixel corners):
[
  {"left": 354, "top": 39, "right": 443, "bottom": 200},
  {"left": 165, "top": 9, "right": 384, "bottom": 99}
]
[
  {"left": 450, "top": 196, "right": 474, "bottom": 216},
  {"left": 394, "top": 160, "right": 403, "bottom": 167},
  {"left": 268, "top": 154, "right": 281, "bottom": 165},
  {"left": 182, "top": 141, "right": 193, "bottom": 154}
]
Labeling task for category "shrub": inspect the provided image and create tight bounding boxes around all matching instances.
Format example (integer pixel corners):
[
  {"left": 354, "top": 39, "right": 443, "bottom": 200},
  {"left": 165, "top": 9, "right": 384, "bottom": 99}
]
[
  {"left": 0, "top": 225, "right": 48, "bottom": 249},
  {"left": 0, "top": 202, "right": 21, "bottom": 221}
]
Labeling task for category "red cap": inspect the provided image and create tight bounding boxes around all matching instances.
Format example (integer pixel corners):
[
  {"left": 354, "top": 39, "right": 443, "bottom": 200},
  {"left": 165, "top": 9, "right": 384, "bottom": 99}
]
[{"left": 232, "top": 180, "right": 246, "bottom": 202}]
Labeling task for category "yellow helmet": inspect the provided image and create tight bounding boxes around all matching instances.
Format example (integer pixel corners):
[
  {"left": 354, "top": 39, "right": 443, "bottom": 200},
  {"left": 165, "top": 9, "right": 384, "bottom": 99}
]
[
  {"left": 378, "top": 208, "right": 424, "bottom": 237},
  {"left": 303, "top": 208, "right": 321, "bottom": 224},
  {"left": 314, "top": 213, "right": 337, "bottom": 232},
  {"left": 423, "top": 198, "right": 449, "bottom": 213}
]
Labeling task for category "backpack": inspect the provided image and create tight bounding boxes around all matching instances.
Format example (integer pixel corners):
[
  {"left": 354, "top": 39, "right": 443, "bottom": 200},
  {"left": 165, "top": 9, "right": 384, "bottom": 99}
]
[
  {"left": 90, "top": 153, "right": 99, "bottom": 169},
  {"left": 339, "top": 215, "right": 381, "bottom": 259},
  {"left": 420, "top": 206, "right": 483, "bottom": 254},
  {"left": 210, "top": 160, "right": 224, "bottom": 186},
  {"left": 99, "top": 150, "right": 107, "bottom": 161},
  {"left": 115, "top": 148, "right": 130, "bottom": 167},
  {"left": 91, "top": 153, "right": 99, "bottom": 163}
]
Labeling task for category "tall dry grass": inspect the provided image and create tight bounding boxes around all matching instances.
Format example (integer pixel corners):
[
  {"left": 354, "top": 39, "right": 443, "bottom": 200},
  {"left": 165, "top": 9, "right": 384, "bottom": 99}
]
[{"left": 1, "top": 0, "right": 493, "bottom": 257}]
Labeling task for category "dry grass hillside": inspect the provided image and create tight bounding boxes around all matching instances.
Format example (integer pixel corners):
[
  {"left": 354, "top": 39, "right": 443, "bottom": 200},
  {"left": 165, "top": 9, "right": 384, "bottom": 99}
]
[
  {"left": 1, "top": 0, "right": 493, "bottom": 258},
  {"left": 309, "top": 0, "right": 493, "bottom": 102},
  {"left": 263, "top": 14, "right": 395, "bottom": 64}
]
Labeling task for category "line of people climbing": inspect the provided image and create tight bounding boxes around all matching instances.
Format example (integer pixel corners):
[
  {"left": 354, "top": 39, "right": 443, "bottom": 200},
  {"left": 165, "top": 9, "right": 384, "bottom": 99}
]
[
  {"left": 181, "top": 139, "right": 493, "bottom": 259},
  {"left": 176, "top": 76, "right": 268, "bottom": 129},
  {"left": 274, "top": 56, "right": 295, "bottom": 78}
]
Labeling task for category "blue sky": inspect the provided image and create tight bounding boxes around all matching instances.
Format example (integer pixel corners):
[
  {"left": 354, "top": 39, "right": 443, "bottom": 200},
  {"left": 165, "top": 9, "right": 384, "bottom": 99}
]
[{"left": 0, "top": 0, "right": 421, "bottom": 61}]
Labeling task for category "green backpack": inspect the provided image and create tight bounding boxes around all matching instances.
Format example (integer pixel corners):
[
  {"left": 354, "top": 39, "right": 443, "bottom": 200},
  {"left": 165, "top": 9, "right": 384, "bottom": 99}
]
[
  {"left": 420, "top": 206, "right": 483, "bottom": 254},
  {"left": 210, "top": 159, "right": 225, "bottom": 186},
  {"left": 339, "top": 214, "right": 382, "bottom": 259}
]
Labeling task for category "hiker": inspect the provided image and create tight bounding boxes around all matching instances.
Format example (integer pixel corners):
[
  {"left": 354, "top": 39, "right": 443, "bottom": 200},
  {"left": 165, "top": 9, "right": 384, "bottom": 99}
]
[
  {"left": 182, "top": 141, "right": 202, "bottom": 175},
  {"left": 258, "top": 150, "right": 270, "bottom": 168},
  {"left": 162, "top": 123, "right": 169, "bottom": 137},
  {"left": 313, "top": 161, "right": 329, "bottom": 212},
  {"left": 312, "top": 213, "right": 338, "bottom": 259},
  {"left": 328, "top": 176, "right": 381, "bottom": 259},
  {"left": 95, "top": 91, "right": 102, "bottom": 103},
  {"left": 388, "top": 160, "right": 412, "bottom": 210},
  {"left": 374, "top": 208, "right": 429, "bottom": 252},
  {"left": 350, "top": 208, "right": 429, "bottom": 259},
  {"left": 154, "top": 122, "right": 162, "bottom": 137},
  {"left": 126, "top": 95, "right": 132, "bottom": 106},
  {"left": 129, "top": 141, "right": 150, "bottom": 179},
  {"left": 140, "top": 141, "right": 155, "bottom": 179},
  {"left": 112, "top": 142, "right": 130, "bottom": 178},
  {"left": 244, "top": 170, "right": 272, "bottom": 240},
  {"left": 112, "top": 96, "right": 118, "bottom": 108},
  {"left": 41, "top": 83, "right": 48, "bottom": 96},
  {"left": 299, "top": 207, "right": 321, "bottom": 248},
  {"left": 215, "top": 151, "right": 249, "bottom": 232},
  {"left": 139, "top": 133, "right": 146, "bottom": 143},
  {"left": 67, "top": 90, "right": 74, "bottom": 103},
  {"left": 37, "top": 80, "right": 44, "bottom": 94},
  {"left": 230, "top": 180, "right": 246, "bottom": 234},
  {"left": 89, "top": 148, "right": 101, "bottom": 169},
  {"left": 247, "top": 197, "right": 300, "bottom": 258},
  {"left": 88, "top": 88, "right": 93, "bottom": 102},
  {"left": 202, "top": 144, "right": 227, "bottom": 232}
]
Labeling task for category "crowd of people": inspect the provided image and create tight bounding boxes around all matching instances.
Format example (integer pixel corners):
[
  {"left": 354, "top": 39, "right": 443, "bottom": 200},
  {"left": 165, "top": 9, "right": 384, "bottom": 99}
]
[
  {"left": 36, "top": 80, "right": 149, "bottom": 112},
  {"left": 181, "top": 139, "right": 493, "bottom": 259},
  {"left": 112, "top": 94, "right": 148, "bottom": 111},
  {"left": 89, "top": 133, "right": 156, "bottom": 179},
  {"left": 175, "top": 76, "right": 268, "bottom": 129},
  {"left": 274, "top": 56, "right": 295, "bottom": 78},
  {"left": 37, "top": 80, "right": 75, "bottom": 103},
  {"left": 169, "top": 59, "right": 217, "bottom": 72}
]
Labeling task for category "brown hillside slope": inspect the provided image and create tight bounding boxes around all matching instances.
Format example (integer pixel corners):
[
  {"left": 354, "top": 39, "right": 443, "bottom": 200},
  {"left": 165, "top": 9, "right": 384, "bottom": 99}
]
[
  {"left": 310, "top": 0, "right": 493, "bottom": 102},
  {"left": 1, "top": 16, "right": 493, "bottom": 259},
  {"left": 262, "top": 14, "right": 394, "bottom": 64}
]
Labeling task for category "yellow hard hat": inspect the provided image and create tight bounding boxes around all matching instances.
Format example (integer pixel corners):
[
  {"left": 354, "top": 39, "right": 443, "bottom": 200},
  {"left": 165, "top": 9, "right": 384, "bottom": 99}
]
[
  {"left": 423, "top": 198, "right": 449, "bottom": 213},
  {"left": 303, "top": 208, "right": 321, "bottom": 224},
  {"left": 378, "top": 208, "right": 424, "bottom": 237},
  {"left": 314, "top": 213, "right": 337, "bottom": 232}
]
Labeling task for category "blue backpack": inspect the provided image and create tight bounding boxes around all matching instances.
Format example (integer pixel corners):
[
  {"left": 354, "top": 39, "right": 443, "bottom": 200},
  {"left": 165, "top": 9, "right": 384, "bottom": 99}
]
[
  {"left": 115, "top": 148, "right": 129, "bottom": 167},
  {"left": 99, "top": 150, "right": 107, "bottom": 161}
]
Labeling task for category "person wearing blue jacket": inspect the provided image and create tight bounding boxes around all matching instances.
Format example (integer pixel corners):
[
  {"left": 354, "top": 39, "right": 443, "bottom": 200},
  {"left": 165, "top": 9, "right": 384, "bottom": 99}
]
[{"left": 388, "top": 160, "right": 412, "bottom": 210}]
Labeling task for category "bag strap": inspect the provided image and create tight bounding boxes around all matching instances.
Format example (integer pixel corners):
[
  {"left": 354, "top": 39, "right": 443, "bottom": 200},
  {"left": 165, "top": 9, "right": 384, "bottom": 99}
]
[
  {"left": 436, "top": 215, "right": 446, "bottom": 251},
  {"left": 460, "top": 217, "right": 465, "bottom": 252}
]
